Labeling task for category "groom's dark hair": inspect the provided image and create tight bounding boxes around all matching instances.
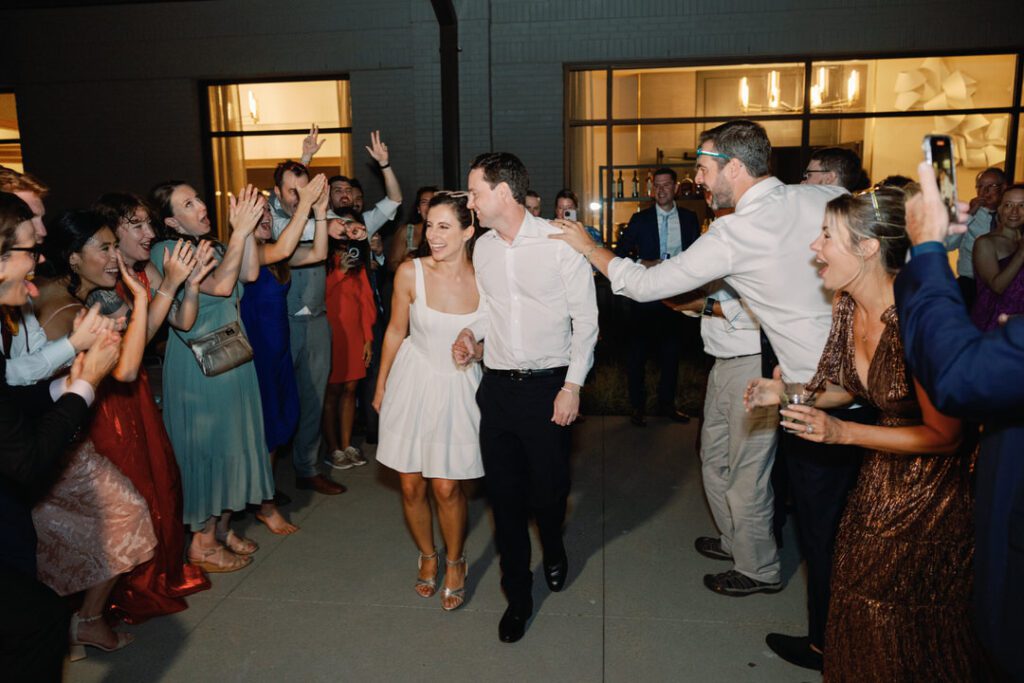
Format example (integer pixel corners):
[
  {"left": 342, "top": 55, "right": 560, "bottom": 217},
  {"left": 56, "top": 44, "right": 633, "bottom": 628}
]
[{"left": 470, "top": 152, "right": 529, "bottom": 205}]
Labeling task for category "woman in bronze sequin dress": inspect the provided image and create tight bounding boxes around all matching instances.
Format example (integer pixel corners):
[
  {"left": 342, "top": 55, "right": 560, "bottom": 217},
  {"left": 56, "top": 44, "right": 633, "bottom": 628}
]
[{"left": 747, "top": 186, "right": 986, "bottom": 681}]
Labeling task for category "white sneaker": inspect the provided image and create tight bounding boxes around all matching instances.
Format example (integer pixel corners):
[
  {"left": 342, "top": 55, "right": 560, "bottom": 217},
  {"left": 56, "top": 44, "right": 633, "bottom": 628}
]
[
  {"left": 345, "top": 446, "right": 368, "bottom": 467},
  {"left": 326, "top": 449, "right": 356, "bottom": 470}
]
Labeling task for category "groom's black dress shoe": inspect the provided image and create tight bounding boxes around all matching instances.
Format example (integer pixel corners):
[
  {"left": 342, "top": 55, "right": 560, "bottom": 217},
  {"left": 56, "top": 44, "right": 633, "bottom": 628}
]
[
  {"left": 765, "top": 633, "right": 823, "bottom": 671},
  {"left": 498, "top": 600, "right": 533, "bottom": 643},
  {"left": 543, "top": 555, "right": 568, "bottom": 592}
]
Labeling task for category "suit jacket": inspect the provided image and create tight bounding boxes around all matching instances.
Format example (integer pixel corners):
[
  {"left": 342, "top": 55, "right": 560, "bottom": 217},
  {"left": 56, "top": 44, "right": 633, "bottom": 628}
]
[
  {"left": 614, "top": 204, "right": 700, "bottom": 262},
  {"left": 614, "top": 205, "right": 701, "bottom": 313},
  {"left": 894, "top": 249, "right": 1024, "bottom": 679},
  {"left": 0, "top": 355, "right": 89, "bottom": 577}
]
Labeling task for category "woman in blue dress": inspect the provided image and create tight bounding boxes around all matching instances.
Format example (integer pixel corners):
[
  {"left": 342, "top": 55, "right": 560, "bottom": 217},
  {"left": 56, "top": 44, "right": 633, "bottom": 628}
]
[
  {"left": 149, "top": 181, "right": 271, "bottom": 573},
  {"left": 241, "top": 174, "right": 329, "bottom": 534}
]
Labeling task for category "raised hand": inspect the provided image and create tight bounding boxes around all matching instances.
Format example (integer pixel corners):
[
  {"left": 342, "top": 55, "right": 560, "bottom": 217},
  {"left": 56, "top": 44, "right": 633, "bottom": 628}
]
[
  {"left": 907, "top": 160, "right": 970, "bottom": 245},
  {"left": 297, "top": 173, "right": 328, "bottom": 210},
  {"left": 187, "top": 240, "right": 217, "bottom": 286},
  {"left": 116, "top": 251, "right": 149, "bottom": 302},
  {"left": 365, "top": 130, "right": 390, "bottom": 168},
  {"left": 345, "top": 220, "right": 367, "bottom": 242},
  {"left": 229, "top": 185, "right": 266, "bottom": 236},
  {"left": 161, "top": 239, "right": 197, "bottom": 288},
  {"left": 301, "top": 124, "right": 325, "bottom": 161}
]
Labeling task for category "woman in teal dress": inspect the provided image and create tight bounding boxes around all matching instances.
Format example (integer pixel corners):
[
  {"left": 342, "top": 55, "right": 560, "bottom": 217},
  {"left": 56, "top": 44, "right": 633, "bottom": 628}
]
[{"left": 150, "top": 181, "right": 272, "bottom": 573}]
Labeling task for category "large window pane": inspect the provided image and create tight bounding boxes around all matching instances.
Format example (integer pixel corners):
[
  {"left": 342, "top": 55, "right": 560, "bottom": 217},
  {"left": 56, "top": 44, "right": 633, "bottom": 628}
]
[
  {"left": 569, "top": 70, "right": 607, "bottom": 121},
  {"left": 810, "top": 114, "right": 1011, "bottom": 198},
  {"left": 1016, "top": 115, "right": 1023, "bottom": 182},
  {"left": 816, "top": 55, "right": 1016, "bottom": 115},
  {"left": 611, "top": 63, "right": 804, "bottom": 120},
  {"left": 208, "top": 80, "right": 349, "bottom": 133}
]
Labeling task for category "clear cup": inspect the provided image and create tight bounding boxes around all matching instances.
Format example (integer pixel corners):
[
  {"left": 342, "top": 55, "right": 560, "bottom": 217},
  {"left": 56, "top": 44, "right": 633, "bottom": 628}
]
[{"left": 779, "top": 380, "right": 817, "bottom": 434}]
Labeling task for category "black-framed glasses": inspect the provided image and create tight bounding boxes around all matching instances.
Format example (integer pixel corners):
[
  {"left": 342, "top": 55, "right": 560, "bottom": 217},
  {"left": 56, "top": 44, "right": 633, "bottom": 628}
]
[
  {"left": 801, "top": 169, "right": 829, "bottom": 180},
  {"left": 5, "top": 245, "right": 43, "bottom": 263}
]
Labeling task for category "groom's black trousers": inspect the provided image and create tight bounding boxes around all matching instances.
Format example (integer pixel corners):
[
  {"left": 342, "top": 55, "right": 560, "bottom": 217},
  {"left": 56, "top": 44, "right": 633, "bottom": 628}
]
[{"left": 477, "top": 367, "right": 571, "bottom": 604}]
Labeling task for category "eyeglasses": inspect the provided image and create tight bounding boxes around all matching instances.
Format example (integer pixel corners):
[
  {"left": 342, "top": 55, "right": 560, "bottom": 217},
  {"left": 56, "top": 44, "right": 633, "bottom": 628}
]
[
  {"left": 696, "top": 149, "right": 731, "bottom": 161},
  {"left": 802, "top": 169, "right": 830, "bottom": 180},
  {"left": 4, "top": 244, "right": 43, "bottom": 263}
]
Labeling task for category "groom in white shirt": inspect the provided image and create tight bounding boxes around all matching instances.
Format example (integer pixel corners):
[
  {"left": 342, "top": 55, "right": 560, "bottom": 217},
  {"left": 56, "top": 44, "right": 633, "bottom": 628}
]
[{"left": 455, "top": 152, "right": 598, "bottom": 644}]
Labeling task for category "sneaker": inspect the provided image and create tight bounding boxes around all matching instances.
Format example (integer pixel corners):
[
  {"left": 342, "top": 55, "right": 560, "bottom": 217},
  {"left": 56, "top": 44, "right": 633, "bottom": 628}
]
[
  {"left": 345, "top": 447, "right": 367, "bottom": 467},
  {"left": 326, "top": 449, "right": 356, "bottom": 470},
  {"left": 703, "top": 569, "right": 782, "bottom": 597},
  {"left": 694, "top": 536, "right": 733, "bottom": 561}
]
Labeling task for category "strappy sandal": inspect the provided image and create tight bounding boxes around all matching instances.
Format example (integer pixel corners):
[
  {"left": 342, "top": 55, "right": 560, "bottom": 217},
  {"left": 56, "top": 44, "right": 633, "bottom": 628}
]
[
  {"left": 441, "top": 556, "right": 467, "bottom": 611},
  {"left": 216, "top": 529, "right": 259, "bottom": 555},
  {"left": 415, "top": 550, "right": 438, "bottom": 598},
  {"left": 188, "top": 544, "right": 251, "bottom": 573},
  {"left": 69, "top": 612, "right": 133, "bottom": 661}
]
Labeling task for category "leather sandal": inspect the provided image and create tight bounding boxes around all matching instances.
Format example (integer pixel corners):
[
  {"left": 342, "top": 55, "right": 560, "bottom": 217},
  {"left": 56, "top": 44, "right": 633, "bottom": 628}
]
[
  {"left": 188, "top": 544, "right": 251, "bottom": 573},
  {"left": 216, "top": 529, "right": 259, "bottom": 555},
  {"left": 415, "top": 550, "right": 438, "bottom": 598},
  {"left": 441, "top": 556, "right": 467, "bottom": 611},
  {"left": 69, "top": 612, "right": 133, "bottom": 661}
]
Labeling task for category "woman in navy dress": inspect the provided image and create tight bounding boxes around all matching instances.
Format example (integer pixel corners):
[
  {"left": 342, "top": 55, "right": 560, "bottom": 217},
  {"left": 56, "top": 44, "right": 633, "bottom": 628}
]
[{"left": 241, "top": 175, "right": 328, "bottom": 534}]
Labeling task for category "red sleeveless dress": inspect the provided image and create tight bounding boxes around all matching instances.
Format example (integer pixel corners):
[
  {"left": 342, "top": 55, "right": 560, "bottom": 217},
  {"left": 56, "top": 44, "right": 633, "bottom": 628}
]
[{"left": 99, "top": 271, "right": 210, "bottom": 623}]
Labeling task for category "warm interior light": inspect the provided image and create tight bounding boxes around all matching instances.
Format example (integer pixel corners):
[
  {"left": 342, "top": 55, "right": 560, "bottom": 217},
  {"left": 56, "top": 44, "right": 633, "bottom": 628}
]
[
  {"left": 588, "top": 201, "right": 602, "bottom": 212},
  {"left": 247, "top": 89, "right": 259, "bottom": 124},
  {"left": 767, "top": 71, "right": 780, "bottom": 109},
  {"left": 847, "top": 70, "right": 859, "bottom": 104},
  {"left": 810, "top": 84, "right": 822, "bottom": 108},
  {"left": 817, "top": 66, "right": 828, "bottom": 93},
  {"left": 739, "top": 77, "right": 749, "bottom": 110}
]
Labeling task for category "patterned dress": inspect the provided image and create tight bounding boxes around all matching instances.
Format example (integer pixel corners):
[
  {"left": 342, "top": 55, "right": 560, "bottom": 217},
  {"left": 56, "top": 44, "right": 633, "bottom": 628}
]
[{"left": 807, "top": 293, "right": 985, "bottom": 681}]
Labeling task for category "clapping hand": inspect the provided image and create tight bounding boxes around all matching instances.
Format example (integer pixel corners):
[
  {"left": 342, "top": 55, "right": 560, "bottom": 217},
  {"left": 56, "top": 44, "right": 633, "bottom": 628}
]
[
  {"left": 229, "top": 185, "right": 266, "bottom": 236},
  {"left": 187, "top": 240, "right": 217, "bottom": 287},
  {"left": 69, "top": 328, "right": 122, "bottom": 388},
  {"left": 297, "top": 173, "right": 328, "bottom": 211},
  {"left": 116, "top": 252, "right": 149, "bottom": 303},
  {"left": 68, "top": 303, "right": 120, "bottom": 352},
  {"left": 161, "top": 239, "right": 198, "bottom": 289},
  {"left": 365, "top": 130, "right": 389, "bottom": 168}
]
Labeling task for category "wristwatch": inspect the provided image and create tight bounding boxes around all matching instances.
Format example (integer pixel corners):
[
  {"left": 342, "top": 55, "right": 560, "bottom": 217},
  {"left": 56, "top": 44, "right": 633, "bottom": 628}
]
[{"left": 702, "top": 297, "right": 717, "bottom": 317}]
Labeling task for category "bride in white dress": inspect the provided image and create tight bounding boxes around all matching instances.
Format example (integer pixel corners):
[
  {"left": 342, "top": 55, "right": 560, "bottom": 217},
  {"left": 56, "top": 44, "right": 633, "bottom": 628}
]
[{"left": 373, "top": 191, "right": 485, "bottom": 611}]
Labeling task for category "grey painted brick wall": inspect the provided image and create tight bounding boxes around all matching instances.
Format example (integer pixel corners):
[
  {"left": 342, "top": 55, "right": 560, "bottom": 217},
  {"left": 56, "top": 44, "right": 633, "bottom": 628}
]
[{"left": 0, "top": 0, "right": 1019, "bottom": 220}]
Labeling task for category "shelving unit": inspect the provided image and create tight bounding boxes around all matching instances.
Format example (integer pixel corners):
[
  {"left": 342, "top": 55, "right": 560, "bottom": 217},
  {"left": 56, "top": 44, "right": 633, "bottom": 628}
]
[{"left": 597, "top": 161, "right": 711, "bottom": 245}]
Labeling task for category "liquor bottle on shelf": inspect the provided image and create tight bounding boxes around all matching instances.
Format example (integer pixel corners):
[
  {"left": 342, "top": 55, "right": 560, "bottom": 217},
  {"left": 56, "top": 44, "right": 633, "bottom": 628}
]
[
  {"left": 646, "top": 171, "right": 653, "bottom": 198},
  {"left": 679, "top": 173, "right": 697, "bottom": 198},
  {"left": 631, "top": 170, "right": 639, "bottom": 198},
  {"left": 615, "top": 171, "right": 624, "bottom": 198}
]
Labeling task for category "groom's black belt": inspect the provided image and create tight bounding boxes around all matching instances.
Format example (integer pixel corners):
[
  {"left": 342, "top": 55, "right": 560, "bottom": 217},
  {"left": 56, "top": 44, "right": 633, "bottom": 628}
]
[{"left": 483, "top": 366, "right": 567, "bottom": 380}]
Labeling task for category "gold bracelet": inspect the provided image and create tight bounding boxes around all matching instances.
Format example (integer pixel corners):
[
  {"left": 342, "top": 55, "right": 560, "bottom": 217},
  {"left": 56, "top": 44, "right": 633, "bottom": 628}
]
[{"left": 155, "top": 289, "right": 173, "bottom": 300}]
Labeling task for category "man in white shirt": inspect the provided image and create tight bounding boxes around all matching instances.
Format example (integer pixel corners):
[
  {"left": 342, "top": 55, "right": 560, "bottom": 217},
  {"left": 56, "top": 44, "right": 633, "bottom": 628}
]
[
  {"left": 946, "top": 167, "right": 1006, "bottom": 310},
  {"left": 671, "top": 284, "right": 781, "bottom": 596},
  {"left": 454, "top": 152, "right": 598, "bottom": 644},
  {"left": 553, "top": 120, "right": 859, "bottom": 672}
]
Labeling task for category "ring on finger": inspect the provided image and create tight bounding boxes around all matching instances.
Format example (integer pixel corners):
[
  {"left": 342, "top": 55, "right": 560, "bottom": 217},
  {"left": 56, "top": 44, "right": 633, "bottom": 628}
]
[{"left": 806, "top": 424, "right": 814, "bottom": 434}]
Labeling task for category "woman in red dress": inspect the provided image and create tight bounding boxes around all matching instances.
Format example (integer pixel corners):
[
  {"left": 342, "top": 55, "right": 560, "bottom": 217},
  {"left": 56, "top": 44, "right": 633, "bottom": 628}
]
[
  {"left": 90, "top": 193, "right": 217, "bottom": 622},
  {"left": 323, "top": 208, "right": 376, "bottom": 470}
]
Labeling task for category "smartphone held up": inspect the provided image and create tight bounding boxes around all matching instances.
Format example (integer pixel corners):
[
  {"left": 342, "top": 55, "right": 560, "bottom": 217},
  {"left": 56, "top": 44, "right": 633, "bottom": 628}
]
[{"left": 922, "top": 134, "right": 958, "bottom": 222}]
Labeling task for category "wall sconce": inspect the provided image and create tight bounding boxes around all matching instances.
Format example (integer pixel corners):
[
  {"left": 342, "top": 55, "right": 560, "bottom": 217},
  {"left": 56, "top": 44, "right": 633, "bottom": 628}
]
[
  {"left": 247, "top": 89, "right": 259, "bottom": 124},
  {"left": 767, "top": 70, "right": 780, "bottom": 109},
  {"left": 739, "top": 77, "right": 750, "bottom": 110}
]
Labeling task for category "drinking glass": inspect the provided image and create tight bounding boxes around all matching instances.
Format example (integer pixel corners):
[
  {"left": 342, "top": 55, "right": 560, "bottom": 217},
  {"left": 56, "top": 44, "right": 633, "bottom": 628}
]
[{"left": 779, "top": 380, "right": 817, "bottom": 434}]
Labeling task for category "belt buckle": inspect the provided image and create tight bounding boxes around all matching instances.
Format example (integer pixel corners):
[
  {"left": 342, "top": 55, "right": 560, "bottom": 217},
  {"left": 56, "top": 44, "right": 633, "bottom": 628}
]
[{"left": 511, "top": 369, "right": 531, "bottom": 381}]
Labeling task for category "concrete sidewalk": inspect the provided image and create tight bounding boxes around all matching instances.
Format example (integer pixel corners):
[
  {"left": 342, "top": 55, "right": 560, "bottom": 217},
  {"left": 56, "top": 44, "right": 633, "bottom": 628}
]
[{"left": 68, "top": 417, "right": 815, "bottom": 683}]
